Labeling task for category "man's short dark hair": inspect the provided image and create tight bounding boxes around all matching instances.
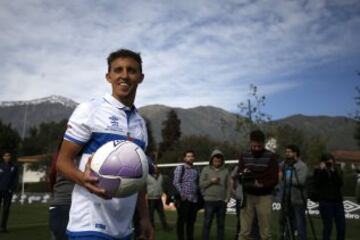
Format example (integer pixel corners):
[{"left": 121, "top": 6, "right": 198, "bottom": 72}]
[
  {"left": 183, "top": 150, "right": 196, "bottom": 157},
  {"left": 107, "top": 49, "right": 142, "bottom": 73},
  {"left": 286, "top": 144, "right": 300, "bottom": 157},
  {"left": 1, "top": 151, "right": 11, "bottom": 156},
  {"left": 250, "top": 130, "right": 265, "bottom": 143}
]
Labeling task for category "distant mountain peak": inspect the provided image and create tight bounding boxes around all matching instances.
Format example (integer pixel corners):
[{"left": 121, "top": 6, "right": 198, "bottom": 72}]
[{"left": 0, "top": 95, "right": 78, "bottom": 108}]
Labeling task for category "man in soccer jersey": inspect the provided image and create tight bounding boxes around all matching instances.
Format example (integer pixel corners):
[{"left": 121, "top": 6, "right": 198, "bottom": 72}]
[{"left": 57, "top": 49, "right": 153, "bottom": 240}]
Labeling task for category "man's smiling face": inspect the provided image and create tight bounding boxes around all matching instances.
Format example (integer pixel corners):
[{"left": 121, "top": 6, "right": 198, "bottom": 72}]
[{"left": 106, "top": 57, "right": 144, "bottom": 106}]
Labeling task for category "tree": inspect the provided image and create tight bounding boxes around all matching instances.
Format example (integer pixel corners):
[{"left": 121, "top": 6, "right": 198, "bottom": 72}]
[
  {"left": 235, "top": 84, "right": 273, "bottom": 150},
  {"left": 144, "top": 117, "right": 157, "bottom": 156},
  {"left": 0, "top": 120, "right": 21, "bottom": 155},
  {"left": 236, "top": 84, "right": 271, "bottom": 134},
  {"left": 21, "top": 120, "right": 67, "bottom": 156},
  {"left": 158, "top": 110, "right": 181, "bottom": 159},
  {"left": 20, "top": 120, "right": 67, "bottom": 171},
  {"left": 158, "top": 134, "right": 240, "bottom": 165}
]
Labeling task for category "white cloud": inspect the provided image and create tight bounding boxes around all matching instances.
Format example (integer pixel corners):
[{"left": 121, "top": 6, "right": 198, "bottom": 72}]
[{"left": 0, "top": 0, "right": 359, "bottom": 117}]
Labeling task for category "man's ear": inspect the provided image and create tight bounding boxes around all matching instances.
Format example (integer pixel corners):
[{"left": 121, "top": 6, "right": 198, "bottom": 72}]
[
  {"left": 105, "top": 73, "right": 110, "bottom": 83},
  {"left": 138, "top": 73, "right": 144, "bottom": 84}
]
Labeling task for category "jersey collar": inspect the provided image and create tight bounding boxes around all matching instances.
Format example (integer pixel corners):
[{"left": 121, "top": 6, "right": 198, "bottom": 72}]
[{"left": 103, "top": 93, "right": 136, "bottom": 112}]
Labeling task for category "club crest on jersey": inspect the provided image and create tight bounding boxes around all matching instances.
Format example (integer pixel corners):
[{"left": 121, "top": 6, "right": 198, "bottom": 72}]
[
  {"left": 106, "top": 115, "right": 125, "bottom": 132},
  {"left": 109, "top": 115, "right": 119, "bottom": 127}
]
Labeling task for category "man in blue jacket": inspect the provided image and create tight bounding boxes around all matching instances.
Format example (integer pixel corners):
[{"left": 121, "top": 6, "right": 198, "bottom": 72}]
[{"left": 0, "top": 151, "right": 19, "bottom": 233}]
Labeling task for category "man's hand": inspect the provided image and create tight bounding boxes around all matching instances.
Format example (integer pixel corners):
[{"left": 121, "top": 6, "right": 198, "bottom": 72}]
[
  {"left": 319, "top": 162, "right": 326, "bottom": 170},
  {"left": 181, "top": 194, "right": 186, "bottom": 201},
  {"left": 82, "top": 157, "right": 111, "bottom": 199},
  {"left": 211, "top": 176, "right": 220, "bottom": 184},
  {"left": 254, "top": 180, "right": 263, "bottom": 188},
  {"left": 278, "top": 170, "right": 283, "bottom": 180},
  {"left": 243, "top": 168, "right": 251, "bottom": 173}
]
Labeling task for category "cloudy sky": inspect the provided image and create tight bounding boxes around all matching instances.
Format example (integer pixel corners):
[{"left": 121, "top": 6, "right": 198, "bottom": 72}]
[{"left": 1, "top": 0, "right": 359, "bottom": 119}]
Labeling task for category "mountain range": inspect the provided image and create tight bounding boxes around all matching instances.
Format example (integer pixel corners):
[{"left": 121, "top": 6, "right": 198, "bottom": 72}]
[{"left": 0, "top": 95, "right": 357, "bottom": 150}]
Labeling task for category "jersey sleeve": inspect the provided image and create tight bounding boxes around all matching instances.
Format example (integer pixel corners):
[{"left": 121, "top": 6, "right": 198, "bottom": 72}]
[{"left": 64, "top": 103, "right": 92, "bottom": 145}]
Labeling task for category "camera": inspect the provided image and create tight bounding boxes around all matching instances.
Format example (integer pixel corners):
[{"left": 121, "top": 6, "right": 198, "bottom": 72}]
[
  {"left": 325, "top": 161, "right": 333, "bottom": 168},
  {"left": 237, "top": 171, "right": 256, "bottom": 187}
]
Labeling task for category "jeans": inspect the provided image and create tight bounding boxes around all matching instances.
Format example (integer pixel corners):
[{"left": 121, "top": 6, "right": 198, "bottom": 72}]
[
  {"left": 319, "top": 201, "right": 345, "bottom": 240},
  {"left": 49, "top": 205, "right": 71, "bottom": 240},
  {"left": 176, "top": 200, "right": 198, "bottom": 240},
  {"left": 202, "top": 201, "right": 226, "bottom": 240},
  {"left": 148, "top": 198, "right": 169, "bottom": 229},
  {"left": 291, "top": 205, "right": 307, "bottom": 240},
  {"left": 235, "top": 200, "right": 241, "bottom": 240},
  {"left": 0, "top": 191, "right": 13, "bottom": 231},
  {"left": 279, "top": 204, "right": 307, "bottom": 240}
]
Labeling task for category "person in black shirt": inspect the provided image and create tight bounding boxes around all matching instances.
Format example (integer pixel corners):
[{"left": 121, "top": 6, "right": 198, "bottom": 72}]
[
  {"left": 0, "top": 152, "right": 19, "bottom": 233},
  {"left": 314, "top": 153, "right": 345, "bottom": 240}
]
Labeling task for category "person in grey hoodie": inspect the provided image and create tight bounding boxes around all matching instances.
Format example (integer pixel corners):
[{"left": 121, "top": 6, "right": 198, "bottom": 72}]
[
  {"left": 200, "top": 149, "right": 231, "bottom": 240},
  {"left": 146, "top": 166, "right": 171, "bottom": 231}
]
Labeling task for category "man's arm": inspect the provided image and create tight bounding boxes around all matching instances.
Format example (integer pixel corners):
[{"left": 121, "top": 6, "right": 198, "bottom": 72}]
[
  {"left": 199, "top": 167, "right": 212, "bottom": 189},
  {"left": 238, "top": 154, "right": 245, "bottom": 172},
  {"left": 258, "top": 155, "right": 279, "bottom": 188},
  {"left": 225, "top": 170, "right": 232, "bottom": 202},
  {"left": 10, "top": 164, "right": 19, "bottom": 192},
  {"left": 313, "top": 168, "right": 328, "bottom": 187},
  {"left": 56, "top": 140, "right": 107, "bottom": 198},
  {"left": 292, "top": 163, "right": 308, "bottom": 186},
  {"left": 173, "top": 166, "right": 182, "bottom": 193},
  {"left": 332, "top": 168, "right": 343, "bottom": 187},
  {"left": 137, "top": 186, "right": 154, "bottom": 240}
]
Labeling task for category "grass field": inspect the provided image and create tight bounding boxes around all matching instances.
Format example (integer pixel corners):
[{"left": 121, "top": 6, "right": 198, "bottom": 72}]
[{"left": 1, "top": 203, "right": 359, "bottom": 240}]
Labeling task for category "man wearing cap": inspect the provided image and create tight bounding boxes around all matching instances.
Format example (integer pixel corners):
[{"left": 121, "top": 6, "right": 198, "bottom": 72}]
[{"left": 200, "top": 149, "right": 231, "bottom": 240}]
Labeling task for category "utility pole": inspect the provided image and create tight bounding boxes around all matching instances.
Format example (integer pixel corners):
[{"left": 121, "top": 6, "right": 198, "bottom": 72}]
[{"left": 21, "top": 103, "right": 28, "bottom": 198}]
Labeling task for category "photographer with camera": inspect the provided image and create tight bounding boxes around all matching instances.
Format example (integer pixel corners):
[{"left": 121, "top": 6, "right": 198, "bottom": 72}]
[
  {"left": 279, "top": 145, "right": 308, "bottom": 240},
  {"left": 237, "top": 130, "right": 279, "bottom": 240},
  {"left": 314, "top": 153, "right": 345, "bottom": 240}
]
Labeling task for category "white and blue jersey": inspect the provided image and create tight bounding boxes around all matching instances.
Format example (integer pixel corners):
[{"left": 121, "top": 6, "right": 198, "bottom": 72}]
[{"left": 64, "top": 93, "right": 148, "bottom": 240}]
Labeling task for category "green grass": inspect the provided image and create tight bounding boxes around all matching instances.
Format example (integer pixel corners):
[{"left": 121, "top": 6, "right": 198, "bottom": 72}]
[{"left": 1, "top": 203, "right": 359, "bottom": 239}]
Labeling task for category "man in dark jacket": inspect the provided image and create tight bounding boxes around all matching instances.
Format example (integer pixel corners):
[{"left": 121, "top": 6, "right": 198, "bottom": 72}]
[
  {"left": 314, "top": 153, "right": 345, "bottom": 240},
  {"left": 0, "top": 151, "right": 19, "bottom": 232},
  {"left": 238, "top": 130, "right": 278, "bottom": 240}
]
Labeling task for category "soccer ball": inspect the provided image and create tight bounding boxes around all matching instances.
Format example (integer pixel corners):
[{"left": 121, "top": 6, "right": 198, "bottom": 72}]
[{"left": 90, "top": 140, "right": 149, "bottom": 198}]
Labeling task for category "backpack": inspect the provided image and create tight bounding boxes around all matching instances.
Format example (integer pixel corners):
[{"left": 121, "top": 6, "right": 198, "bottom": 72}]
[{"left": 166, "top": 165, "right": 185, "bottom": 205}]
